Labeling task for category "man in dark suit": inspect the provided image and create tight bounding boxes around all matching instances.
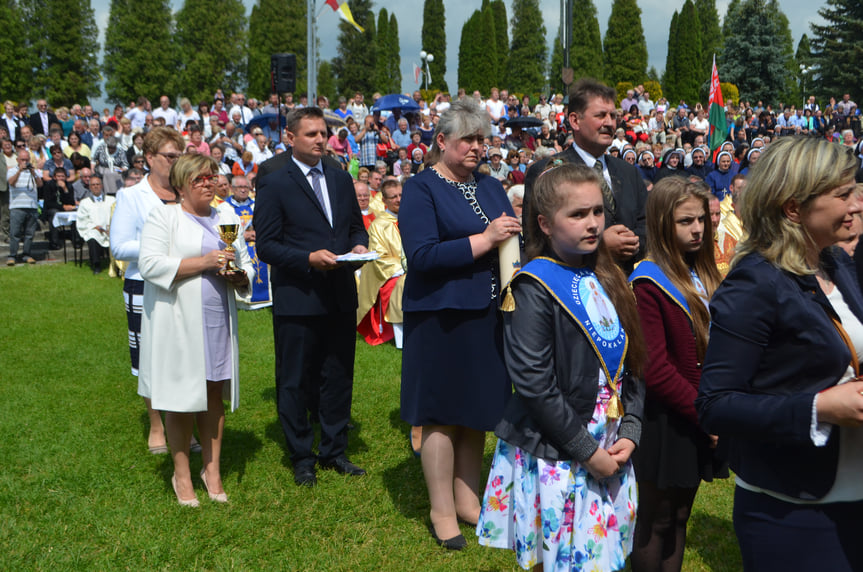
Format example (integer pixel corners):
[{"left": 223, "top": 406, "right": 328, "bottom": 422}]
[
  {"left": 29, "top": 99, "right": 58, "bottom": 137},
  {"left": 525, "top": 78, "right": 648, "bottom": 273},
  {"left": 254, "top": 107, "right": 369, "bottom": 487}
]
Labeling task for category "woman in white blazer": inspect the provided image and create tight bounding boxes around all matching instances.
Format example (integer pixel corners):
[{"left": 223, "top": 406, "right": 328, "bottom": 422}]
[
  {"left": 110, "top": 127, "right": 187, "bottom": 455},
  {"left": 139, "top": 154, "right": 254, "bottom": 507}
]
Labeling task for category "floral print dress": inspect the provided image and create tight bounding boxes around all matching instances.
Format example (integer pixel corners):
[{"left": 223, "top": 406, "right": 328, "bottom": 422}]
[{"left": 476, "top": 371, "right": 637, "bottom": 571}]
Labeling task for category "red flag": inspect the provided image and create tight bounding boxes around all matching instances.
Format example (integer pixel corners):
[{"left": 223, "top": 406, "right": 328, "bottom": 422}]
[
  {"left": 325, "top": 0, "right": 339, "bottom": 11},
  {"left": 708, "top": 54, "right": 727, "bottom": 154}
]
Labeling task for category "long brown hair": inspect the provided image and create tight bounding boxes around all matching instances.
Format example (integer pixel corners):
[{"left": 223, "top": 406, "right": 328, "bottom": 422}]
[
  {"left": 527, "top": 162, "right": 646, "bottom": 376},
  {"left": 645, "top": 177, "right": 721, "bottom": 360}
]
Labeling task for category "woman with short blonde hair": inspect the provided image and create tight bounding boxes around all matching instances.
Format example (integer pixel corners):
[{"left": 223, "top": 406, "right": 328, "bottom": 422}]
[{"left": 698, "top": 136, "right": 863, "bottom": 570}]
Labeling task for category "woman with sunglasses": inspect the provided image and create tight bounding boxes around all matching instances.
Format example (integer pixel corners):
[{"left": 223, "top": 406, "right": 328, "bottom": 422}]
[{"left": 138, "top": 154, "right": 253, "bottom": 506}]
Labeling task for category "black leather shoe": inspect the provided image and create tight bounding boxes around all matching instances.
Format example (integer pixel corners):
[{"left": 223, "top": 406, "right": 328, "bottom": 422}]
[
  {"left": 319, "top": 456, "right": 366, "bottom": 476},
  {"left": 294, "top": 464, "right": 317, "bottom": 487},
  {"left": 429, "top": 526, "right": 467, "bottom": 551}
]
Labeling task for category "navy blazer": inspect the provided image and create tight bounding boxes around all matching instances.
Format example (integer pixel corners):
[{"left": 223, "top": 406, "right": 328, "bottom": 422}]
[
  {"left": 253, "top": 156, "right": 368, "bottom": 316},
  {"left": 400, "top": 168, "right": 515, "bottom": 312},
  {"left": 696, "top": 249, "right": 863, "bottom": 500}
]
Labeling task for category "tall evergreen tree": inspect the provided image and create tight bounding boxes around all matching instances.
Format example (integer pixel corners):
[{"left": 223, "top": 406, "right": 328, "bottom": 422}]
[
  {"left": 550, "top": 0, "right": 604, "bottom": 93},
  {"left": 23, "top": 0, "right": 101, "bottom": 105},
  {"left": 174, "top": 0, "right": 246, "bottom": 103},
  {"left": 388, "top": 13, "right": 402, "bottom": 94},
  {"left": 490, "top": 0, "right": 509, "bottom": 85},
  {"left": 317, "top": 60, "right": 336, "bottom": 103},
  {"left": 332, "top": 0, "right": 376, "bottom": 97},
  {"left": 672, "top": 0, "right": 702, "bottom": 105},
  {"left": 720, "top": 0, "right": 792, "bottom": 105},
  {"left": 457, "top": 12, "right": 480, "bottom": 92},
  {"left": 550, "top": 31, "right": 564, "bottom": 93},
  {"left": 248, "top": 0, "right": 307, "bottom": 100},
  {"left": 663, "top": 11, "right": 680, "bottom": 103},
  {"left": 694, "top": 0, "right": 722, "bottom": 80},
  {"left": 0, "top": 0, "right": 33, "bottom": 104},
  {"left": 421, "top": 0, "right": 447, "bottom": 92},
  {"left": 796, "top": 34, "right": 814, "bottom": 102},
  {"left": 603, "top": 0, "right": 648, "bottom": 86},
  {"left": 103, "top": 0, "right": 175, "bottom": 105},
  {"left": 480, "top": 0, "right": 500, "bottom": 90},
  {"left": 770, "top": 2, "right": 798, "bottom": 104},
  {"left": 375, "top": 9, "right": 392, "bottom": 93},
  {"left": 571, "top": 0, "right": 604, "bottom": 81},
  {"left": 508, "top": 0, "right": 547, "bottom": 94},
  {"left": 810, "top": 0, "right": 863, "bottom": 104},
  {"left": 722, "top": 0, "right": 741, "bottom": 37}
]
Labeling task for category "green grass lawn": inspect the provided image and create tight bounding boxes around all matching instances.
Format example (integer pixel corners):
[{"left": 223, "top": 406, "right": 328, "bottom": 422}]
[{"left": 0, "top": 263, "right": 741, "bottom": 571}]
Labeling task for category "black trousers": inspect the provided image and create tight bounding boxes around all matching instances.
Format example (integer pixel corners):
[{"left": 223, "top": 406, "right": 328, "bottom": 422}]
[
  {"left": 273, "top": 312, "right": 355, "bottom": 467},
  {"left": 734, "top": 486, "right": 863, "bottom": 571},
  {"left": 86, "top": 239, "right": 107, "bottom": 271}
]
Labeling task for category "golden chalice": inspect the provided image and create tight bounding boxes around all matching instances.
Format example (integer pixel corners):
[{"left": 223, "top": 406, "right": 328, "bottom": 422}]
[{"left": 217, "top": 223, "right": 241, "bottom": 274}]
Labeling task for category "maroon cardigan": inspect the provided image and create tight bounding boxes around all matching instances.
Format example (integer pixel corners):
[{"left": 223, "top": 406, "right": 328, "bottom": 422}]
[{"left": 633, "top": 280, "right": 701, "bottom": 426}]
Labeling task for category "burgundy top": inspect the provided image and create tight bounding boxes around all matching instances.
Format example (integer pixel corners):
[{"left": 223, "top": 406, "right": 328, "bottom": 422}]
[{"left": 633, "top": 280, "right": 701, "bottom": 426}]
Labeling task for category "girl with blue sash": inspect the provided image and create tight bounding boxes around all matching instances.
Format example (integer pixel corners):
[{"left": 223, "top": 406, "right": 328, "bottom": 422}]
[
  {"left": 628, "top": 177, "right": 727, "bottom": 572},
  {"left": 477, "top": 163, "right": 647, "bottom": 571}
]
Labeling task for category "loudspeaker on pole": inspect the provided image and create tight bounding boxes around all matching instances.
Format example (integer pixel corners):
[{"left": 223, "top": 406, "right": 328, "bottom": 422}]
[{"left": 270, "top": 53, "right": 297, "bottom": 94}]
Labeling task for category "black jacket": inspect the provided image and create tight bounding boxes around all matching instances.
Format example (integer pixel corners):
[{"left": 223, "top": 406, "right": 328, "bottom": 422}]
[{"left": 495, "top": 269, "right": 645, "bottom": 463}]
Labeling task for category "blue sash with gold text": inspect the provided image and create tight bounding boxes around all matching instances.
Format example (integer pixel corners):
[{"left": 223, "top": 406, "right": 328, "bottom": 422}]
[
  {"left": 517, "top": 257, "right": 628, "bottom": 417},
  {"left": 628, "top": 259, "right": 692, "bottom": 322}
]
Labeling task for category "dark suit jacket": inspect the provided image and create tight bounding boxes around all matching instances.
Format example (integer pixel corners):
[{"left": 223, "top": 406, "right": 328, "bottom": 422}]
[
  {"left": 696, "top": 249, "right": 863, "bottom": 500},
  {"left": 524, "top": 146, "right": 648, "bottom": 268},
  {"left": 29, "top": 111, "right": 59, "bottom": 136},
  {"left": 253, "top": 155, "right": 368, "bottom": 316}
]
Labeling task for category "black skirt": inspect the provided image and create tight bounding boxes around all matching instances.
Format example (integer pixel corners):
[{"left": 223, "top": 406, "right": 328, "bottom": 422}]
[
  {"left": 633, "top": 397, "right": 729, "bottom": 489},
  {"left": 400, "top": 304, "right": 511, "bottom": 431}
]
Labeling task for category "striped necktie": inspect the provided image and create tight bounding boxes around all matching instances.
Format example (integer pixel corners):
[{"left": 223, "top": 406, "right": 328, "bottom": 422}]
[{"left": 593, "top": 159, "right": 616, "bottom": 212}]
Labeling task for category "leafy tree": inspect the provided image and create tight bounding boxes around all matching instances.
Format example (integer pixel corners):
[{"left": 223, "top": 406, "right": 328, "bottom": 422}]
[
  {"left": 376, "top": 9, "right": 392, "bottom": 93},
  {"left": 174, "top": 0, "right": 246, "bottom": 104},
  {"left": 317, "top": 60, "right": 336, "bottom": 104},
  {"left": 248, "top": 0, "right": 307, "bottom": 100},
  {"left": 550, "top": 32, "right": 564, "bottom": 93},
  {"left": 672, "top": 0, "right": 702, "bottom": 105},
  {"left": 508, "top": 0, "right": 547, "bottom": 94},
  {"left": 647, "top": 66, "right": 659, "bottom": 82},
  {"left": 332, "top": 0, "right": 376, "bottom": 97},
  {"left": 809, "top": 0, "right": 863, "bottom": 103},
  {"left": 23, "top": 0, "right": 101, "bottom": 105},
  {"left": 490, "top": 0, "right": 509, "bottom": 85},
  {"left": 694, "top": 0, "right": 722, "bottom": 80},
  {"left": 602, "top": 0, "right": 648, "bottom": 85},
  {"left": 421, "top": 0, "right": 447, "bottom": 92},
  {"left": 720, "top": 0, "right": 792, "bottom": 105},
  {"left": 0, "top": 0, "right": 33, "bottom": 103},
  {"left": 103, "top": 0, "right": 175, "bottom": 105}
]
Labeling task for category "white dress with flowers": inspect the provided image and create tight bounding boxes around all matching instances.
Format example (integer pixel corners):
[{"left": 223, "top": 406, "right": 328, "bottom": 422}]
[{"left": 476, "top": 370, "right": 637, "bottom": 571}]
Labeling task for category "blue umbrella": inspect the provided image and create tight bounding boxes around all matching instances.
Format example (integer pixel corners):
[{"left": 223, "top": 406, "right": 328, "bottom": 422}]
[
  {"left": 245, "top": 113, "right": 285, "bottom": 134},
  {"left": 370, "top": 94, "right": 421, "bottom": 113}
]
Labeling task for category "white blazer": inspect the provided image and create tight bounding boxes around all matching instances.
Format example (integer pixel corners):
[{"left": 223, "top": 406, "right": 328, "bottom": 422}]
[
  {"left": 137, "top": 204, "right": 255, "bottom": 413},
  {"left": 110, "top": 175, "right": 163, "bottom": 281}
]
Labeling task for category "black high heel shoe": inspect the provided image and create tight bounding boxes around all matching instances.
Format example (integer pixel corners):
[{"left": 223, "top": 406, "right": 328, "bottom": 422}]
[{"left": 429, "top": 524, "right": 467, "bottom": 550}]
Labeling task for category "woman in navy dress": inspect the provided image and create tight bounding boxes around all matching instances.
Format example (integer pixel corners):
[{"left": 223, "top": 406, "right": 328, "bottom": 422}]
[{"left": 400, "top": 99, "right": 520, "bottom": 550}]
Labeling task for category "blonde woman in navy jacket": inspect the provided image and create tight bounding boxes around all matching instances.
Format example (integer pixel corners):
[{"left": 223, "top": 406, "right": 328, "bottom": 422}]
[
  {"left": 696, "top": 137, "right": 863, "bottom": 571},
  {"left": 399, "top": 100, "right": 520, "bottom": 550}
]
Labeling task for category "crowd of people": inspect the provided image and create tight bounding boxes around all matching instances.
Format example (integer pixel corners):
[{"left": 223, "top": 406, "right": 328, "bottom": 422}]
[{"left": 5, "top": 77, "right": 863, "bottom": 571}]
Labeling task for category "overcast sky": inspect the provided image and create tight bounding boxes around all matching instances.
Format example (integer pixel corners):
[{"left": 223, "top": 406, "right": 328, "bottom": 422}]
[{"left": 90, "top": 0, "right": 827, "bottom": 100}]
